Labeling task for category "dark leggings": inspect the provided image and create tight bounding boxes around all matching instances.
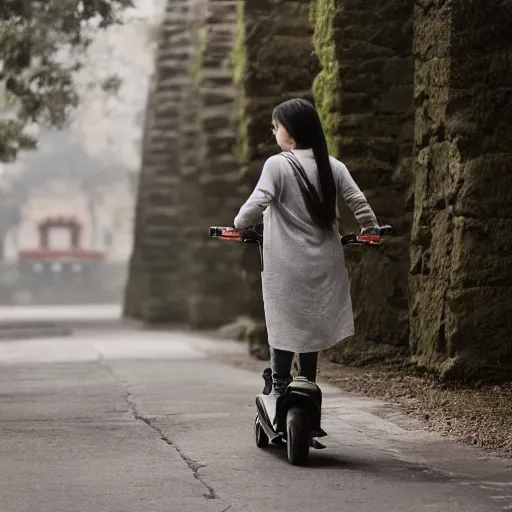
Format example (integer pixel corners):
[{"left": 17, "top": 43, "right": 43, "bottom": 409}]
[{"left": 270, "top": 347, "right": 319, "bottom": 384}]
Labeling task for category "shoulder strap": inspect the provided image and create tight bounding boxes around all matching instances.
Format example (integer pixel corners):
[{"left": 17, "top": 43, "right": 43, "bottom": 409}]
[
  {"left": 280, "top": 151, "right": 323, "bottom": 211},
  {"left": 280, "top": 151, "right": 330, "bottom": 231}
]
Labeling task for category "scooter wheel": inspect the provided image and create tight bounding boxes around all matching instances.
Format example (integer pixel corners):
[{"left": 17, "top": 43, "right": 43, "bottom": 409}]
[
  {"left": 286, "top": 407, "right": 310, "bottom": 466},
  {"left": 254, "top": 416, "right": 269, "bottom": 448}
]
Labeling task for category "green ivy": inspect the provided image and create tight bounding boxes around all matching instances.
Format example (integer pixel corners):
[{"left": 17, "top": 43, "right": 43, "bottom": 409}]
[
  {"left": 232, "top": 0, "right": 248, "bottom": 165},
  {"left": 311, "top": 0, "right": 342, "bottom": 157}
]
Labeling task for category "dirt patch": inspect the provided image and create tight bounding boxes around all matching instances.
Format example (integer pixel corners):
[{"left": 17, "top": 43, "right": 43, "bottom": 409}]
[{"left": 211, "top": 350, "right": 512, "bottom": 458}]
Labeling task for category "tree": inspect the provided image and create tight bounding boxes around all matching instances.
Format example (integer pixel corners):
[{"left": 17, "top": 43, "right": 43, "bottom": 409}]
[{"left": 0, "top": 0, "right": 133, "bottom": 162}]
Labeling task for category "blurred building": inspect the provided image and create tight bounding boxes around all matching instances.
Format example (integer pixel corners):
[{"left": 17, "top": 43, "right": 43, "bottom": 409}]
[
  {"left": 3, "top": 178, "right": 133, "bottom": 263},
  {"left": 0, "top": 175, "right": 134, "bottom": 306}
]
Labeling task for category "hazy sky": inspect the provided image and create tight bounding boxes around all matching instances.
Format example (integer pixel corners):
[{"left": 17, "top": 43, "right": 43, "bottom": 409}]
[
  {"left": 73, "top": 0, "right": 166, "bottom": 171},
  {"left": 0, "top": 0, "right": 167, "bottom": 179}
]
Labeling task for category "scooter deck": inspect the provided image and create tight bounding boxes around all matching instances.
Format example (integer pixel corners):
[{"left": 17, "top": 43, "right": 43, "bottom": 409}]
[{"left": 255, "top": 395, "right": 282, "bottom": 442}]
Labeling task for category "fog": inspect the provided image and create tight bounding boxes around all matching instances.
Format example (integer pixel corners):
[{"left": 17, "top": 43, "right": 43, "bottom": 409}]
[{"left": 0, "top": 0, "right": 167, "bottom": 307}]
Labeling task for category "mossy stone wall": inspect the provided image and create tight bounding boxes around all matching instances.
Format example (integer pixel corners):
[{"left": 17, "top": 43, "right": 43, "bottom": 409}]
[
  {"left": 186, "top": 0, "right": 248, "bottom": 329},
  {"left": 124, "top": 0, "right": 196, "bottom": 324},
  {"left": 410, "top": 0, "right": 512, "bottom": 380},
  {"left": 231, "top": 0, "right": 319, "bottom": 356},
  {"left": 312, "top": 0, "right": 414, "bottom": 364},
  {"left": 124, "top": 0, "right": 512, "bottom": 382}
]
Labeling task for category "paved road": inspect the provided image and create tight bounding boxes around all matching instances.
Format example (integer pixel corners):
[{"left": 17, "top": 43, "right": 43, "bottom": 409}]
[
  {"left": 0, "top": 304, "right": 122, "bottom": 324},
  {"left": 0, "top": 304, "right": 123, "bottom": 340},
  {"left": 1, "top": 327, "right": 511, "bottom": 512}
]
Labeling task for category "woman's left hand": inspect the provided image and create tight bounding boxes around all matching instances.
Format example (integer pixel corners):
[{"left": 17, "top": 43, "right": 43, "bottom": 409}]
[{"left": 360, "top": 226, "right": 380, "bottom": 235}]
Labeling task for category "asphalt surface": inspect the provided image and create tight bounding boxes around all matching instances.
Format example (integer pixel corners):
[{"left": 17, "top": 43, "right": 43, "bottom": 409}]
[
  {"left": 0, "top": 308, "right": 511, "bottom": 512},
  {"left": 0, "top": 305, "right": 123, "bottom": 340}
]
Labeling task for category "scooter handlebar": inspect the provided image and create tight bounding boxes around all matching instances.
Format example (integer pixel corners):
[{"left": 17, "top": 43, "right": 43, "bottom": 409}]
[
  {"left": 209, "top": 225, "right": 393, "bottom": 246},
  {"left": 208, "top": 226, "right": 261, "bottom": 243},
  {"left": 340, "top": 224, "right": 393, "bottom": 246}
]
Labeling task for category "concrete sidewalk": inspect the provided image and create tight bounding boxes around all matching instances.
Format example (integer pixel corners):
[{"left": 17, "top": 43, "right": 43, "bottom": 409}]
[
  {"left": 1, "top": 328, "right": 511, "bottom": 512},
  {"left": 0, "top": 304, "right": 122, "bottom": 340}
]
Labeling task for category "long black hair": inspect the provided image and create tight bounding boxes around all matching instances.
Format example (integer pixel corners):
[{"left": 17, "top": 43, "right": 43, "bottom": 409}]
[{"left": 272, "top": 98, "right": 336, "bottom": 233}]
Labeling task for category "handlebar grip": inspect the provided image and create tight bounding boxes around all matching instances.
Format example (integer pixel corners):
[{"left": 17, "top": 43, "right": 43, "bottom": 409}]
[
  {"left": 341, "top": 225, "right": 393, "bottom": 246},
  {"left": 209, "top": 226, "right": 243, "bottom": 241},
  {"left": 340, "top": 234, "right": 357, "bottom": 245},
  {"left": 379, "top": 225, "right": 392, "bottom": 236},
  {"left": 209, "top": 227, "right": 223, "bottom": 237}
]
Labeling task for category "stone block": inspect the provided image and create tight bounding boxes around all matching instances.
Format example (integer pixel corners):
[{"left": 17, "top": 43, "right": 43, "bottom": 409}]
[
  {"left": 263, "top": 1, "right": 314, "bottom": 36},
  {"left": 413, "top": 3, "right": 452, "bottom": 60},
  {"left": 206, "top": 2, "right": 236, "bottom": 23},
  {"left": 449, "top": 50, "right": 495, "bottom": 90},
  {"left": 203, "top": 113, "right": 231, "bottom": 131},
  {"left": 364, "top": 186, "right": 411, "bottom": 218},
  {"left": 455, "top": 155, "right": 512, "bottom": 218},
  {"left": 343, "top": 236, "right": 410, "bottom": 347},
  {"left": 342, "top": 57, "right": 386, "bottom": 76},
  {"left": 376, "top": 85, "right": 413, "bottom": 114},
  {"left": 202, "top": 73, "right": 234, "bottom": 88},
  {"left": 341, "top": 113, "right": 405, "bottom": 139},
  {"left": 341, "top": 137, "right": 399, "bottom": 165},
  {"left": 245, "top": 100, "right": 277, "bottom": 136},
  {"left": 369, "top": 22, "right": 412, "bottom": 55},
  {"left": 187, "top": 294, "right": 229, "bottom": 329},
  {"left": 445, "top": 286, "right": 512, "bottom": 363},
  {"left": 204, "top": 133, "right": 236, "bottom": 156},
  {"left": 415, "top": 57, "right": 450, "bottom": 89},
  {"left": 202, "top": 153, "right": 239, "bottom": 176},
  {"left": 410, "top": 208, "right": 452, "bottom": 278},
  {"left": 413, "top": 141, "right": 458, "bottom": 208},
  {"left": 381, "top": 56, "right": 414, "bottom": 85},
  {"left": 450, "top": 217, "right": 512, "bottom": 288},
  {"left": 343, "top": 157, "right": 395, "bottom": 189},
  {"left": 332, "top": 4, "right": 373, "bottom": 28},
  {"left": 202, "top": 90, "right": 235, "bottom": 107},
  {"left": 409, "top": 274, "right": 447, "bottom": 356},
  {"left": 337, "top": 38, "right": 396, "bottom": 60},
  {"left": 245, "top": 36, "right": 317, "bottom": 96},
  {"left": 488, "top": 50, "right": 512, "bottom": 85},
  {"left": 341, "top": 71, "right": 382, "bottom": 95},
  {"left": 142, "top": 295, "right": 188, "bottom": 324},
  {"left": 244, "top": 0, "right": 272, "bottom": 11},
  {"left": 340, "top": 92, "right": 374, "bottom": 114}
]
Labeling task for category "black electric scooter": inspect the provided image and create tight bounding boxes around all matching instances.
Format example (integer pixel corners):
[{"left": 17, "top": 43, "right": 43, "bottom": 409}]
[{"left": 209, "top": 224, "right": 392, "bottom": 465}]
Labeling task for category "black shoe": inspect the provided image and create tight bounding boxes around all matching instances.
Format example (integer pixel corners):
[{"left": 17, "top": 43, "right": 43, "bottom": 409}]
[
  {"left": 271, "top": 377, "right": 289, "bottom": 398},
  {"left": 262, "top": 367, "right": 272, "bottom": 395}
]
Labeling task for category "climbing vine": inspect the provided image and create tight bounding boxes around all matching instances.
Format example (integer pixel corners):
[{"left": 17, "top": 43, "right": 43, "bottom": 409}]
[{"left": 311, "top": 0, "right": 342, "bottom": 157}]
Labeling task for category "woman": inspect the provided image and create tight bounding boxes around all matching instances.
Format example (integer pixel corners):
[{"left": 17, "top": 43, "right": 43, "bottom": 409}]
[{"left": 234, "top": 98, "right": 379, "bottom": 395}]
